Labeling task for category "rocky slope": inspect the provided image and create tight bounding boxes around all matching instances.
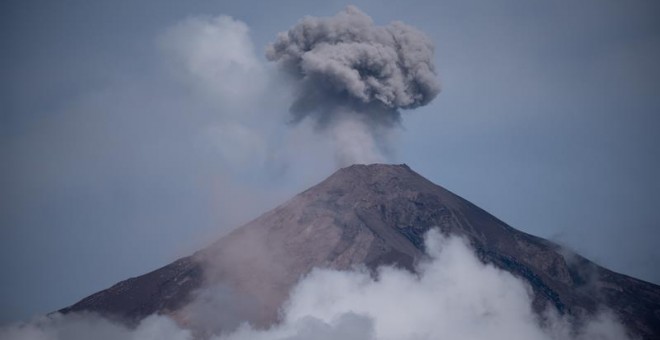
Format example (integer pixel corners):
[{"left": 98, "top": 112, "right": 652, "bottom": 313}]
[{"left": 60, "top": 164, "right": 660, "bottom": 338}]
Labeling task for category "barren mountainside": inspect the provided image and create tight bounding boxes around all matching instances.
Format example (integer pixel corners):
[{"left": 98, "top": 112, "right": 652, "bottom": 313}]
[{"left": 60, "top": 164, "right": 660, "bottom": 339}]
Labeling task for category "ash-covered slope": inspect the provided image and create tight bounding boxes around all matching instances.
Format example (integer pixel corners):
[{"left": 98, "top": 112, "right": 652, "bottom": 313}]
[{"left": 60, "top": 164, "right": 660, "bottom": 338}]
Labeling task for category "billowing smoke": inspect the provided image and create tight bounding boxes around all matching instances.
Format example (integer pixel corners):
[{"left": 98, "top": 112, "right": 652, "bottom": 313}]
[
  {"left": 267, "top": 6, "right": 440, "bottom": 165},
  {"left": 1, "top": 231, "right": 635, "bottom": 340}
]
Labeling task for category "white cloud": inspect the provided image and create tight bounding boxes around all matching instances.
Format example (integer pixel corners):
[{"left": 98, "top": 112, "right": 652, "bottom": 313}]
[
  {"left": 218, "top": 230, "right": 635, "bottom": 340},
  {"left": 159, "top": 14, "right": 266, "bottom": 110},
  {"left": 159, "top": 14, "right": 279, "bottom": 171}
]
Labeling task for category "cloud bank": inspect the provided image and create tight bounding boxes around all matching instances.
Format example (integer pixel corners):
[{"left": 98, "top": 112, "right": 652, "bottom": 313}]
[{"left": 1, "top": 230, "right": 634, "bottom": 340}]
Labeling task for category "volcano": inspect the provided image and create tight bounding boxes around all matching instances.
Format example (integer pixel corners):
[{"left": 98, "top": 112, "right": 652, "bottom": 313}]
[{"left": 60, "top": 164, "right": 660, "bottom": 339}]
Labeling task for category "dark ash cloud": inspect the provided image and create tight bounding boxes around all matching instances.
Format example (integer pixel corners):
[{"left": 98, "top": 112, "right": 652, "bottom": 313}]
[{"left": 266, "top": 5, "right": 440, "bottom": 127}]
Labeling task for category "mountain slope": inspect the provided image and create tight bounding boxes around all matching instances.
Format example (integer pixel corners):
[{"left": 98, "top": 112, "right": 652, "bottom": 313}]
[{"left": 60, "top": 164, "right": 660, "bottom": 338}]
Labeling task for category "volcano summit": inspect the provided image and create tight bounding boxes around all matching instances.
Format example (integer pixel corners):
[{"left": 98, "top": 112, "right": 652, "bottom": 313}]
[{"left": 60, "top": 164, "right": 660, "bottom": 339}]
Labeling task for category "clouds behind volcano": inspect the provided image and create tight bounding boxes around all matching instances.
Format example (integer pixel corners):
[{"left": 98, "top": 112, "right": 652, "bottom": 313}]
[{"left": 266, "top": 6, "right": 440, "bottom": 128}]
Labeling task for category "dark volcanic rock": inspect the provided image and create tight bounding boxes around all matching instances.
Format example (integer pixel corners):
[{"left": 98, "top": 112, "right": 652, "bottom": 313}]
[
  {"left": 60, "top": 164, "right": 660, "bottom": 338},
  {"left": 59, "top": 257, "right": 203, "bottom": 325}
]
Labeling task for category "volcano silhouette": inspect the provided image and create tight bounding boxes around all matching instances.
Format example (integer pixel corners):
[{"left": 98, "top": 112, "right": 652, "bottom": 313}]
[{"left": 60, "top": 164, "right": 660, "bottom": 339}]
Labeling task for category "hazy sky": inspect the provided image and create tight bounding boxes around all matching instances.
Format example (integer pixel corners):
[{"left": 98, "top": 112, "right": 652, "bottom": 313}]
[{"left": 1, "top": 0, "right": 659, "bottom": 324}]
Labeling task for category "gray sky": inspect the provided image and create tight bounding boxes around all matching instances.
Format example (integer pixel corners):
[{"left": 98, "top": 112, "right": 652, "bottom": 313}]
[{"left": 1, "top": 0, "right": 659, "bottom": 324}]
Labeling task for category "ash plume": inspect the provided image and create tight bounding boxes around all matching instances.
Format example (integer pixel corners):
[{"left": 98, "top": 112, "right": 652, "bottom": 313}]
[{"left": 266, "top": 6, "right": 440, "bottom": 164}]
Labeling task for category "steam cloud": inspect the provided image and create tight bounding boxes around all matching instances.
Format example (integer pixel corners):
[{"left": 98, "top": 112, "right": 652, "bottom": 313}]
[
  {"left": 1, "top": 231, "right": 634, "bottom": 340},
  {"left": 267, "top": 6, "right": 440, "bottom": 165}
]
